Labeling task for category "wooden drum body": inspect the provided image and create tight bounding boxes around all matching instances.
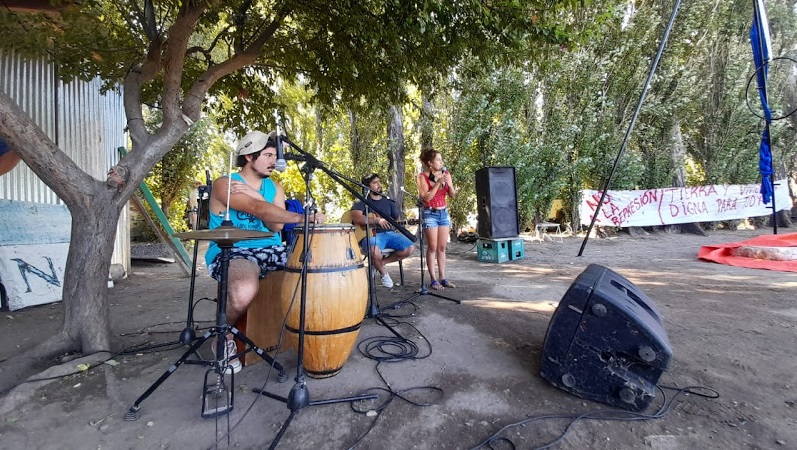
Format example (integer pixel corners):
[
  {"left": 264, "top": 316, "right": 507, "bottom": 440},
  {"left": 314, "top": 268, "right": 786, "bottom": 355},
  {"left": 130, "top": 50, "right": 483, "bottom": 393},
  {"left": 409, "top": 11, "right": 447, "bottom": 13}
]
[
  {"left": 281, "top": 224, "right": 367, "bottom": 378},
  {"left": 233, "top": 271, "right": 286, "bottom": 366}
]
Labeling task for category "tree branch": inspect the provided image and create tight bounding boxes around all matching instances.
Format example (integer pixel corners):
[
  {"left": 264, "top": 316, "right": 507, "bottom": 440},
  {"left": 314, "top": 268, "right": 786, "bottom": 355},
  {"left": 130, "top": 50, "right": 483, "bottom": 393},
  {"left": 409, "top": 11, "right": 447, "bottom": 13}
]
[
  {"left": 160, "top": 0, "right": 211, "bottom": 124},
  {"left": 183, "top": 8, "right": 289, "bottom": 118},
  {"left": 0, "top": 90, "right": 98, "bottom": 209}
]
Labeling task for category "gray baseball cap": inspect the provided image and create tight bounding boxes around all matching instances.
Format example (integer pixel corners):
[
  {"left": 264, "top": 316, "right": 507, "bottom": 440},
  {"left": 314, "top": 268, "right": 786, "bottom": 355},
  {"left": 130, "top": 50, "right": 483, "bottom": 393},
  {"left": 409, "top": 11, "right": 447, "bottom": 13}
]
[{"left": 236, "top": 131, "right": 276, "bottom": 156}]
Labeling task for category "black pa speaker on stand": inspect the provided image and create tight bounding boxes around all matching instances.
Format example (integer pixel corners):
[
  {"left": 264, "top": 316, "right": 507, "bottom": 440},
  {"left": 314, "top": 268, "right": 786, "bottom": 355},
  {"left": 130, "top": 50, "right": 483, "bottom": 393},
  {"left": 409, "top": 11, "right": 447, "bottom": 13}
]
[
  {"left": 475, "top": 167, "right": 519, "bottom": 239},
  {"left": 540, "top": 264, "right": 672, "bottom": 412}
]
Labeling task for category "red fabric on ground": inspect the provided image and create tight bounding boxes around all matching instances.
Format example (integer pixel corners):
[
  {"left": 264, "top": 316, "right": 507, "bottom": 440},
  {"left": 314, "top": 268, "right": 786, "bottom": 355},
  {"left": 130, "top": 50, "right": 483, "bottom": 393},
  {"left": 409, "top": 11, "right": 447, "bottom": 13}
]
[{"left": 698, "top": 232, "right": 797, "bottom": 272}]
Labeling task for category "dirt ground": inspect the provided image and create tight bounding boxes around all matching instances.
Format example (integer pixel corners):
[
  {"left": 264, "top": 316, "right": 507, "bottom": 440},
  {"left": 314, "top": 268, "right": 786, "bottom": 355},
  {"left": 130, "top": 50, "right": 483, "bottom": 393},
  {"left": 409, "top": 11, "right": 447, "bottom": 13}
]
[{"left": 0, "top": 228, "right": 795, "bottom": 450}]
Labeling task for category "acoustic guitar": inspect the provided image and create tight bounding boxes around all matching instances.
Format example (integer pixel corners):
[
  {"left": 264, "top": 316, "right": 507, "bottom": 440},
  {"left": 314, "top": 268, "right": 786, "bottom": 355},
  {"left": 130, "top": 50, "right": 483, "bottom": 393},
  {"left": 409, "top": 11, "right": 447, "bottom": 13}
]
[{"left": 340, "top": 210, "right": 419, "bottom": 243}]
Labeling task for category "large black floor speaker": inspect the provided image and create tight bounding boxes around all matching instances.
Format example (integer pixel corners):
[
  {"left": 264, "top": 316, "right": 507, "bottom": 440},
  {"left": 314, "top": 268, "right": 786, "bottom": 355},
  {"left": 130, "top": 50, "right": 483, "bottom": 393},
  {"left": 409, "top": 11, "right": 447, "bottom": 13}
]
[
  {"left": 475, "top": 167, "right": 519, "bottom": 239},
  {"left": 540, "top": 264, "right": 671, "bottom": 412}
]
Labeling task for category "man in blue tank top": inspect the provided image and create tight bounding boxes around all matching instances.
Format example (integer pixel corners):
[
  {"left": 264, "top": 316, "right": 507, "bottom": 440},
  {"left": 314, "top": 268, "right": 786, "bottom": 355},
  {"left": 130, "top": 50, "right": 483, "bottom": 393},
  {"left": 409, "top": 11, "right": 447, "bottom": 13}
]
[{"left": 205, "top": 130, "right": 325, "bottom": 372}]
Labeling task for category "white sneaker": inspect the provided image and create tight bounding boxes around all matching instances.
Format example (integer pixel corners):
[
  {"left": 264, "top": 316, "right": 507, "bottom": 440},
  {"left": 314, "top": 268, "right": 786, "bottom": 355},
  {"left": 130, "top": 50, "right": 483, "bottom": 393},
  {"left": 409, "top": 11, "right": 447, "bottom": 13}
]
[
  {"left": 214, "top": 338, "right": 242, "bottom": 374},
  {"left": 381, "top": 272, "right": 394, "bottom": 288}
]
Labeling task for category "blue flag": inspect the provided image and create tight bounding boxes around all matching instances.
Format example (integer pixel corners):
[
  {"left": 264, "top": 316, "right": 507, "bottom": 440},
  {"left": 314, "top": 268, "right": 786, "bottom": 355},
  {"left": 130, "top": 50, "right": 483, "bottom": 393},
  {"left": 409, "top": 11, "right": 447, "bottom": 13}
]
[{"left": 750, "top": 0, "right": 773, "bottom": 203}]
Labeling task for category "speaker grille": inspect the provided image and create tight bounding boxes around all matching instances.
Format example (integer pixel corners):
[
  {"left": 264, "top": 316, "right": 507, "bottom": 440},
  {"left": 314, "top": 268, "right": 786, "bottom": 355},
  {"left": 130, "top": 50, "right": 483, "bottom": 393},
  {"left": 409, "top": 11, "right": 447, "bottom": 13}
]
[{"left": 475, "top": 167, "right": 519, "bottom": 238}]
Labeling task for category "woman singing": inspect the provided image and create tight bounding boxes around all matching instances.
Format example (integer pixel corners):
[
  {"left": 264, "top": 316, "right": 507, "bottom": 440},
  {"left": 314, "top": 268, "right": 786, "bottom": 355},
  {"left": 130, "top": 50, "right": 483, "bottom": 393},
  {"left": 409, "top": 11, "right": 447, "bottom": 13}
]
[{"left": 416, "top": 148, "right": 457, "bottom": 289}]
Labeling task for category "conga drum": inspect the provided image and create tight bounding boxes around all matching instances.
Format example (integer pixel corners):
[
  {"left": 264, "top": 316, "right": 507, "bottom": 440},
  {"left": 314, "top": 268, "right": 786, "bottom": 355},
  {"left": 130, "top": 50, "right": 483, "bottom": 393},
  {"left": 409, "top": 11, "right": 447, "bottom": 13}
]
[
  {"left": 281, "top": 224, "right": 367, "bottom": 378},
  {"left": 233, "top": 271, "right": 286, "bottom": 366}
]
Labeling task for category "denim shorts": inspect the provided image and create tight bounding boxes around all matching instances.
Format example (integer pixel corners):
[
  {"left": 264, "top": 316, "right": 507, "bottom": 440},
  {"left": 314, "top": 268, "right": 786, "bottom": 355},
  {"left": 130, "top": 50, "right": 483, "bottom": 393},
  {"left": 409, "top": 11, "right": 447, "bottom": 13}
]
[
  {"left": 360, "top": 230, "right": 414, "bottom": 253},
  {"left": 422, "top": 207, "right": 451, "bottom": 229}
]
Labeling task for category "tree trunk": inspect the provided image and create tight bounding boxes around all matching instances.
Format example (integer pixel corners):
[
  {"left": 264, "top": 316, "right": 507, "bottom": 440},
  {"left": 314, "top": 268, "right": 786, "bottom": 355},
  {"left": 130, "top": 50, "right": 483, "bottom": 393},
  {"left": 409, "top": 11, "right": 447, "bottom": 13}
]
[
  {"left": 61, "top": 196, "right": 118, "bottom": 352},
  {"left": 0, "top": 187, "right": 119, "bottom": 392},
  {"left": 666, "top": 118, "right": 705, "bottom": 236},
  {"left": 387, "top": 105, "right": 405, "bottom": 207},
  {"left": 420, "top": 92, "right": 434, "bottom": 152},
  {"left": 1, "top": 88, "right": 190, "bottom": 391}
]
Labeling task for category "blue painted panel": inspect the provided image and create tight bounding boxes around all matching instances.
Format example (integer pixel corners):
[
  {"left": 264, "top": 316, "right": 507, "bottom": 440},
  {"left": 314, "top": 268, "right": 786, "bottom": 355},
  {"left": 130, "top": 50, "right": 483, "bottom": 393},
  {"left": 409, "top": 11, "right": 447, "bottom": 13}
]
[{"left": 0, "top": 200, "right": 72, "bottom": 245}]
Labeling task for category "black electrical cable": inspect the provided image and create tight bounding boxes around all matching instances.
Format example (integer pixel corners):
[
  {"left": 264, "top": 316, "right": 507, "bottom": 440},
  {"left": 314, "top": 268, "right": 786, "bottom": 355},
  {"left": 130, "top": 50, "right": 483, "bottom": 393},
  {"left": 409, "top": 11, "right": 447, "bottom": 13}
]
[
  {"left": 468, "top": 385, "right": 720, "bottom": 450},
  {"left": 343, "top": 311, "right": 443, "bottom": 449}
]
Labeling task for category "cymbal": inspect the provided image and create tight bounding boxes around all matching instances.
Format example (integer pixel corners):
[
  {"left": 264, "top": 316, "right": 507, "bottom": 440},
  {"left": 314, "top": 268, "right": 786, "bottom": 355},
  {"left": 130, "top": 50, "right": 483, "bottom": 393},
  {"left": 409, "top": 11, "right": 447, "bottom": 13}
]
[{"left": 174, "top": 226, "right": 275, "bottom": 244}]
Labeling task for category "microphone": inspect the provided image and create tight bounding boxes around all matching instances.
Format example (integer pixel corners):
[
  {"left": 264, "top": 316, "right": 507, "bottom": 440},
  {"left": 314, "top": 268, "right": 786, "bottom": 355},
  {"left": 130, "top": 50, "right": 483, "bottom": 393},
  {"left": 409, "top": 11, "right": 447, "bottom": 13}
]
[
  {"left": 274, "top": 133, "right": 287, "bottom": 172},
  {"left": 401, "top": 186, "right": 418, "bottom": 199},
  {"left": 273, "top": 112, "right": 287, "bottom": 172},
  {"left": 283, "top": 152, "right": 305, "bottom": 162}
]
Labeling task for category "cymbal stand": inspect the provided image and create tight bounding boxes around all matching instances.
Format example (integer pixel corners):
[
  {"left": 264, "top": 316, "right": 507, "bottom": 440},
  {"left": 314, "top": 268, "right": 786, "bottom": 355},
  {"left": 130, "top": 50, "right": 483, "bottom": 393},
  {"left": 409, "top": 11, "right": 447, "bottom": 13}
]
[
  {"left": 400, "top": 195, "right": 460, "bottom": 304},
  {"left": 253, "top": 140, "right": 378, "bottom": 449},
  {"left": 125, "top": 233, "right": 287, "bottom": 421}
]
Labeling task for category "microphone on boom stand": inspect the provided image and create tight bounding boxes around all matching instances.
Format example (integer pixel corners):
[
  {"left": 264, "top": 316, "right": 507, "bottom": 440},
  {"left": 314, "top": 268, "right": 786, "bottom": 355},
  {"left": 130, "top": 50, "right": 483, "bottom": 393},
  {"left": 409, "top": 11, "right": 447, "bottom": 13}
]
[
  {"left": 274, "top": 133, "right": 287, "bottom": 172},
  {"left": 397, "top": 186, "right": 460, "bottom": 304}
]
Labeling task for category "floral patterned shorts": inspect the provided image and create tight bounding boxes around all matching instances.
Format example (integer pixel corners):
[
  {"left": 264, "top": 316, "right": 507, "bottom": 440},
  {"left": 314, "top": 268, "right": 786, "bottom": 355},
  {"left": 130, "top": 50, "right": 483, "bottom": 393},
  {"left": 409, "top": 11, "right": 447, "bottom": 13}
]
[{"left": 208, "top": 246, "right": 288, "bottom": 281}]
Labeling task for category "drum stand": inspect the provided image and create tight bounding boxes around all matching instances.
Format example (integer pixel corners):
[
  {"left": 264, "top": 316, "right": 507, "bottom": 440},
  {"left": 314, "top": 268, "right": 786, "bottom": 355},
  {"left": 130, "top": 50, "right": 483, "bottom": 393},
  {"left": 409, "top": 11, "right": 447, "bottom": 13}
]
[
  {"left": 400, "top": 196, "right": 460, "bottom": 304},
  {"left": 125, "top": 234, "right": 288, "bottom": 421},
  {"left": 253, "top": 141, "right": 378, "bottom": 449}
]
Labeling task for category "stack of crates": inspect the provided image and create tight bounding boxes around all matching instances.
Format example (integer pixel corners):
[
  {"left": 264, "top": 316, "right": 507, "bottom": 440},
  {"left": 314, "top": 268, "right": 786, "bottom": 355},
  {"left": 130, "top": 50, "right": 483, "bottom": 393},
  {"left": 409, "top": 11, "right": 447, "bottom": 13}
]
[{"left": 477, "top": 236, "right": 525, "bottom": 263}]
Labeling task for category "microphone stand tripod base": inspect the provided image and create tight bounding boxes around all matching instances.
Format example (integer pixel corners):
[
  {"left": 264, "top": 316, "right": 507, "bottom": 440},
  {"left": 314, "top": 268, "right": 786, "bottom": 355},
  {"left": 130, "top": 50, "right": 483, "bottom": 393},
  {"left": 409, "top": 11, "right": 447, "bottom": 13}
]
[{"left": 179, "top": 327, "right": 197, "bottom": 345}]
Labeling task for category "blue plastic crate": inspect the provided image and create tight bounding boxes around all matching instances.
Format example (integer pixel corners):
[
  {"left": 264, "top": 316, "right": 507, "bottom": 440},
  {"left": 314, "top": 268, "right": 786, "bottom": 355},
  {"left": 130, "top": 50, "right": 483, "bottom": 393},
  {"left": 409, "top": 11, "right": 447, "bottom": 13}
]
[
  {"left": 477, "top": 238, "right": 510, "bottom": 263},
  {"left": 509, "top": 238, "right": 525, "bottom": 260}
]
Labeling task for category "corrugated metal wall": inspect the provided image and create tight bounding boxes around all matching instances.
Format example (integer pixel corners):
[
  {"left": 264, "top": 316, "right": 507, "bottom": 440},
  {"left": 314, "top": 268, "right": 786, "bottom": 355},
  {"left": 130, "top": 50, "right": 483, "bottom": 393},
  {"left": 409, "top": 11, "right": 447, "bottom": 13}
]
[{"left": 0, "top": 50, "right": 130, "bottom": 273}]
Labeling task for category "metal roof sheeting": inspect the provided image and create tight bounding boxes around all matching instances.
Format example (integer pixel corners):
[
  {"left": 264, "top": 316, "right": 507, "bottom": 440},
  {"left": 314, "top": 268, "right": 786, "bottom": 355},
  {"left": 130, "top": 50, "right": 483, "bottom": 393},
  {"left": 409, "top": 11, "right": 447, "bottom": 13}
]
[{"left": 0, "top": 49, "right": 130, "bottom": 272}]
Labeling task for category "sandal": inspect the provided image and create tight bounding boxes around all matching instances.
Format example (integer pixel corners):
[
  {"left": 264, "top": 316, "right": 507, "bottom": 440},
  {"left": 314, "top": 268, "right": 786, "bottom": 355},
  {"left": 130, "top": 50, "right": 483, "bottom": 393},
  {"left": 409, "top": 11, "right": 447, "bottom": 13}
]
[
  {"left": 441, "top": 279, "right": 456, "bottom": 288},
  {"left": 429, "top": 280, "right": 443, "bottom": 290}
]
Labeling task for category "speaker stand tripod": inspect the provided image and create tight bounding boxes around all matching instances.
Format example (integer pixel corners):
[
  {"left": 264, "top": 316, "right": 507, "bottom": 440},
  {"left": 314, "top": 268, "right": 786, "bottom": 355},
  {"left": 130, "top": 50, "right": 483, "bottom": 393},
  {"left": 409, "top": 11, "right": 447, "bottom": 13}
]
[
  {"left": 125, "top": 228, "right": 287, "bottom": 421},
  {"left": 401, "top": 199, "right": 460, "bottom": 305}
]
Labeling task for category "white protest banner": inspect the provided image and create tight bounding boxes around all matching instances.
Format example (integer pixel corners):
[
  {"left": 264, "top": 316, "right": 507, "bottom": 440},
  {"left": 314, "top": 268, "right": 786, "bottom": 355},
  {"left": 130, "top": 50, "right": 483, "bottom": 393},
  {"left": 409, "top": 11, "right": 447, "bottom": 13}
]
[{"left": 579, "top": 180, "right": 792, "bottom": 227}]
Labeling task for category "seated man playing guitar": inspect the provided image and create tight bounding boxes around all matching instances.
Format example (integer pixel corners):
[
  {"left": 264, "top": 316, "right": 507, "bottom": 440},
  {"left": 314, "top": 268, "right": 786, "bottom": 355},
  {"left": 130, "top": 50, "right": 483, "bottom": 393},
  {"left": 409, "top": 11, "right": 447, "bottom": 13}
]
[{"left": 349, "top": 173, "right": 416, "bottom": 288}]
